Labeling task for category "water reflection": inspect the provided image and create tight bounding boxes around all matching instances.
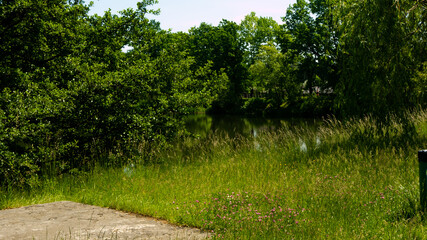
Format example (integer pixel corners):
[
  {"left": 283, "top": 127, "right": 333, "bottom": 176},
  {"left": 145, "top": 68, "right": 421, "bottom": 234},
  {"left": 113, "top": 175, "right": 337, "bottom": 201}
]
[{"left": 184, "top": 114, "right": 319, "bottom": 138}]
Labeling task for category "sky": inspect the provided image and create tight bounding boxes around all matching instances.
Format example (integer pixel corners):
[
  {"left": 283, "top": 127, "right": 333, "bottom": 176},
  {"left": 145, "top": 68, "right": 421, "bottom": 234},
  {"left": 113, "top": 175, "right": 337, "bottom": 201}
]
[{"left": 89, "top": 0, "right": 297, "bottom": 32}]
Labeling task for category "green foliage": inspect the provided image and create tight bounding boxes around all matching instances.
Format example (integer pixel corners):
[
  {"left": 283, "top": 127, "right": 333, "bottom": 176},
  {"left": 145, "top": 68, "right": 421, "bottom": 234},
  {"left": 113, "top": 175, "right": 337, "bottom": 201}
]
[
  {"left": 280, "top": 0, "right": 339, "bottom": 95},
  {"left": 239, "top": 12, "right": 280, "bottom": 66},
  {"left": 248, "top": 43, "right": 300, "bottom": 108},
  {"left": 0, "top": 74, "right": 76, "bottom": 187},
  {"left": 239, "top": 0, "right": 339, "bottom": 117},
  {"left": 0, "top": 0, "right": 89, "bottom": 89},
  {"left": 294, "top": 94, "right": 334, "bottom": 117},
  {"left": 188, "top": 20, "right": 246, "bottom": 113},
  {"left": 413, "top": 62, "right": 427, "bottom": 107},
  {"left": 242, "top": 98, "right": 268, "bottom": 116},
  {"left": 335, "top": 0, "right": 426, "bottom": 124},
  {"left": 0, "top": 0, "right": 225, "bottom": 188}
]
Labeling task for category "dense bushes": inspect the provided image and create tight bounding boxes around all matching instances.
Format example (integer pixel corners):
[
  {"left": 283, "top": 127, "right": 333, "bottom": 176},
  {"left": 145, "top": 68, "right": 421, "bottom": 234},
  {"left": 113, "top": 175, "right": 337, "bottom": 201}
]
[
  {"left": 242, "top": 98, "right": 267, "bottom": 116},
  {"left": 240, "top": 94, "right": 334, "bottom": 117},
  {"left": 0, "top": 52, "right": 225, "bottom": 188},
  {"left": 0, "top": 1, "right": 224, "bottom": 188}
]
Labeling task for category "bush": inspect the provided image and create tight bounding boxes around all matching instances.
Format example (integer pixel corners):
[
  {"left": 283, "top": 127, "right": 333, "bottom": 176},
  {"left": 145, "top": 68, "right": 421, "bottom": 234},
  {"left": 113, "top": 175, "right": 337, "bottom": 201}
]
[
  {"left": 0, "top": 46, "right": 225, "bottom": 188},
  {"left": 242, "top": 98, "right": 268, "bottom": 116},
  {"left": 289, "top": 94, "right": 334, "bottom": 117}
]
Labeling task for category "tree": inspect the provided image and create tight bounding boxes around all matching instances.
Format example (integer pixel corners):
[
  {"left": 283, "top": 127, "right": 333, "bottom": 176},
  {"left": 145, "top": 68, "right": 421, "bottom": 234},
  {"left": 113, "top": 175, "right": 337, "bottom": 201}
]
[
  {"left": 0, "top": 0, "right": 92, "bottom": 187},
  {"left": 188, "top": 20, "right": 246, "bottom": 112},
  {"left": 335, "top": 0, "right": 426, "bottom": 126},
  {"left": 248, "top": 42, "right": 299, "bottom": 106},
  {"left": 239, "top": 12, "right": 280, "bottom": 66},
  {"left": 280, "top": 0, "right": 339, "bottom": 94},
  {"left": 0, "top": 0, "right": 89, "bottom": 89}
]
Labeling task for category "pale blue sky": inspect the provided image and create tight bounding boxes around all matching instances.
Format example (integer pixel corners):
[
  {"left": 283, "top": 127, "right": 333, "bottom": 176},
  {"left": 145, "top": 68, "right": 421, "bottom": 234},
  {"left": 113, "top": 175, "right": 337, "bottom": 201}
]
[{"left": 89, "top": 0, "right": 297, "bottom": 32}]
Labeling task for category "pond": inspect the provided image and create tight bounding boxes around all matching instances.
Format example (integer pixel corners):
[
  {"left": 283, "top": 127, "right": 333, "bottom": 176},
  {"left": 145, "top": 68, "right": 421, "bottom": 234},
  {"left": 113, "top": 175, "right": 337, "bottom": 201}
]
[{"left": 184, "top": 114, "right": 321, "bottom": 138}]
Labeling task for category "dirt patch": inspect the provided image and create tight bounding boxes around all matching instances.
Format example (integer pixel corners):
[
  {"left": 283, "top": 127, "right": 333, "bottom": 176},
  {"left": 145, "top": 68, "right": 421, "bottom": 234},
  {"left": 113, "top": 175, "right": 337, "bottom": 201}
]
[{"left": 0, "top": 201, "right": 210, "bottom": 240}]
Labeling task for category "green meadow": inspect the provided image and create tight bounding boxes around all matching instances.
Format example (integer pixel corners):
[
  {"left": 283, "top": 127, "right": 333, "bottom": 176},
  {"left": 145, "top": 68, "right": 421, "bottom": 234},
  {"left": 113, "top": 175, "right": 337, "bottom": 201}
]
[{"left": 1, "top": 110, "right": 426, "bottom": 239}]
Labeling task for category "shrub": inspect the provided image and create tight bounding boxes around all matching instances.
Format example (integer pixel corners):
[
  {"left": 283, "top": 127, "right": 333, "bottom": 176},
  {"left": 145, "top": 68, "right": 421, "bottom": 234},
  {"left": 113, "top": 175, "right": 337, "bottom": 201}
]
[{"left": 242, "top": 98, "right": 268, "bottom": 116}]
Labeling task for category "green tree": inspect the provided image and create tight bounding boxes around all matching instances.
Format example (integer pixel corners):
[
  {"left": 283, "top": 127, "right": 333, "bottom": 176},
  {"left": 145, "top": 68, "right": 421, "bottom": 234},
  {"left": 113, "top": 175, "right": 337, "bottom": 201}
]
[
  {"left": 248, "top": 42, "right": 299, "bottom": 106},
  {"left": 239, "top": 12, "right": 280, "bottom": 66},
  {"left": 335, "top": 0, "right": 426, "bottom": 127},
  {"left": 81, "top": 0, "right": 161, "bottom": 71},
  {"left": 0, "top": 0, "right": 89, "bottom": 89},
  {"left": 188, "top": 20, "right": 246, "bottom": 112},
  {"left": 280, "top": 0, "right": 339, "bottom": 94}
]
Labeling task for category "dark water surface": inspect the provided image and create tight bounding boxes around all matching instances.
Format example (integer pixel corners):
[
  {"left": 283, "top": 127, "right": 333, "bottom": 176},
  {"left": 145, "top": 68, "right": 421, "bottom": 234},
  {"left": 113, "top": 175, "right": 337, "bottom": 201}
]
[{"left": 184, "top": 114, "right": 321, "bottom": 138}]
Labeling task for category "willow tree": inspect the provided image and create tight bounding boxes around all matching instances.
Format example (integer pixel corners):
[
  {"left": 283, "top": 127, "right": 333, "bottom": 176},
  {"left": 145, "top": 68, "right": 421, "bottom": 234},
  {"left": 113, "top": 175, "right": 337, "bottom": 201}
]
[{"left": 335, "top": 0, "right": 426, "bottom": 131}]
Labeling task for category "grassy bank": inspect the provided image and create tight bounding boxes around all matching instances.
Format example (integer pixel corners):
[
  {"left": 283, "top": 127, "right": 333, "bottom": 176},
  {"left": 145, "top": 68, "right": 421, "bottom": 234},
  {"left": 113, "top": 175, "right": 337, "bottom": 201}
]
[{"left": 1, "top": 111, "right": 427, "bottom": 239}]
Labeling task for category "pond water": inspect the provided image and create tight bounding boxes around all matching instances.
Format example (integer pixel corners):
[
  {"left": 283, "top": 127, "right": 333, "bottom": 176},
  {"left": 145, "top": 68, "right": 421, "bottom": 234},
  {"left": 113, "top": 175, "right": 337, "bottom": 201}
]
[{"left": 184, "top": 114, "right": 321, "bottom": 138}]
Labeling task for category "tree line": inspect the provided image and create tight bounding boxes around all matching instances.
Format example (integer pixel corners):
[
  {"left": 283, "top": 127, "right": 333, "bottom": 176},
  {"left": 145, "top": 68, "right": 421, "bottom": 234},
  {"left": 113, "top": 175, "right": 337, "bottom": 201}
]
[{"left": 0, "top": 0, "right": 425, "bottom": 187}]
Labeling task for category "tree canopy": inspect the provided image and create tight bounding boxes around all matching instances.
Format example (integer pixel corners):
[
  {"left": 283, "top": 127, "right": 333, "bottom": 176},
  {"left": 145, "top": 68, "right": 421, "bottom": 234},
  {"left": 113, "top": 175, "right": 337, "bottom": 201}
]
[{"left": 335, "top": 0, "right": 426, "bottom": 122}]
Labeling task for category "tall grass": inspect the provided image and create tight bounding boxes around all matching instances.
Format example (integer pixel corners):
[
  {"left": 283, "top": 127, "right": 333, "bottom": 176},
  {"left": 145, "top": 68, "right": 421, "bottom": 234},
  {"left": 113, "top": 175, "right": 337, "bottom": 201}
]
[{"left": 1, "top": 110, "right": 426, "bottom": 239}]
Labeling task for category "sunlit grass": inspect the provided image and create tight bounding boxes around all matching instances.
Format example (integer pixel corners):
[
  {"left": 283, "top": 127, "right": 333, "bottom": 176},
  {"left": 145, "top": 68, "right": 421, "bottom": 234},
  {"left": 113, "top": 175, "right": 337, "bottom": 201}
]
[{"left": 1, "top": 110, "right": 427, "bottom": 239}]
